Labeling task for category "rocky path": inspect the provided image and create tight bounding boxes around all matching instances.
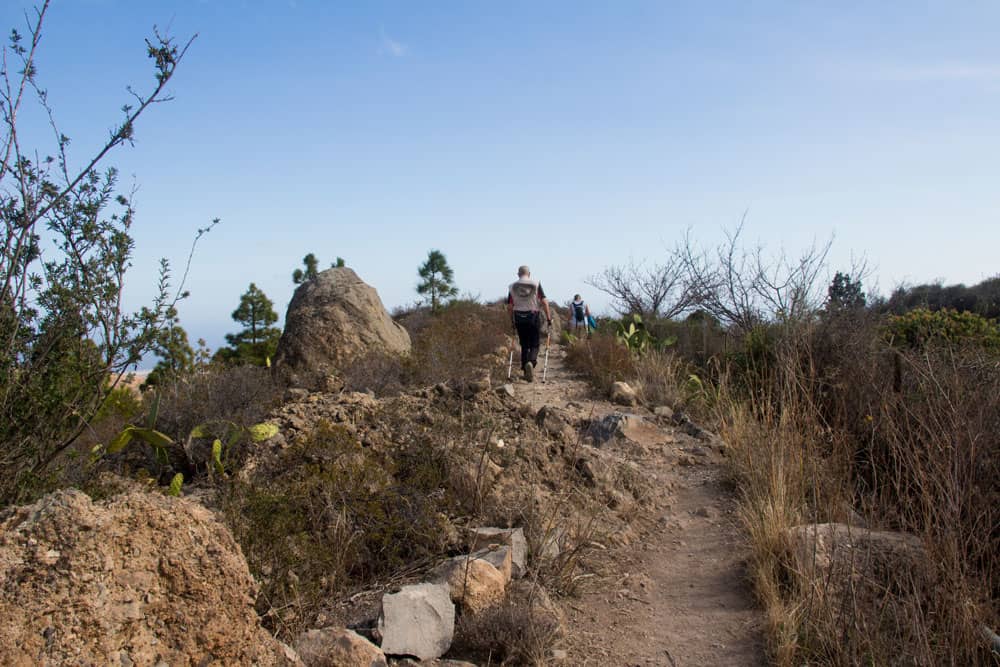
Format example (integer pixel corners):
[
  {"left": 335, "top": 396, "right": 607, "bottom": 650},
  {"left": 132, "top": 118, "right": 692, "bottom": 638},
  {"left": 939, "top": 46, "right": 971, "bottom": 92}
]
[{"left": 513, "top": 344, "right": 765, "bottom": 666}]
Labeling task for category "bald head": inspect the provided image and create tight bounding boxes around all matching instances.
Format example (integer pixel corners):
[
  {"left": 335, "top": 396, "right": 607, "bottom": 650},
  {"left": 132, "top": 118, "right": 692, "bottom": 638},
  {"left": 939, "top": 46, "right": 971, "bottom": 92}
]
[{"left": 517, "top": 265, "right": 530, "bottom": 277}]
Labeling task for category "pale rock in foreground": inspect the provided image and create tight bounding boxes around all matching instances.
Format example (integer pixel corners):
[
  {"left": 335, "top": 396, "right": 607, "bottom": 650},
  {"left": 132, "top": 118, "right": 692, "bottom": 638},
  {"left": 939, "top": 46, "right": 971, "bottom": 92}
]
[
  {"left": 293, "top": 627, "right": 387, "bottom": 667},
  {"left": 430, "top": 556, "right": 507, "bottom": 614},
  {"left": 377, "top": 583, "right": 455, "bottom": 660},
  {"left": 610, "top": 381, "right": 638, "bottom": 406}
]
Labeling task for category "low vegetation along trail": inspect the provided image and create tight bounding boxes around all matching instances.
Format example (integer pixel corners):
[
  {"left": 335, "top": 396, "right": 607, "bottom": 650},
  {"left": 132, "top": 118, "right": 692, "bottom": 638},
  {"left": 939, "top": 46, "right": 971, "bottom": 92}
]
[{"left": 518, "top": 344, "right": 764, "bottom": 666}]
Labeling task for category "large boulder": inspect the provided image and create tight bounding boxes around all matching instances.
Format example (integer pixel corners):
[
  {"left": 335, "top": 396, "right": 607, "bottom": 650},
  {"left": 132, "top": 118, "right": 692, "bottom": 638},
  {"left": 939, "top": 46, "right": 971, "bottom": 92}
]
[
  {"left": 0, "top": 490, "right": 296, "bottom": 666},
  {"left": 274, "top": 268, "right": 411, "bottom": 388}
]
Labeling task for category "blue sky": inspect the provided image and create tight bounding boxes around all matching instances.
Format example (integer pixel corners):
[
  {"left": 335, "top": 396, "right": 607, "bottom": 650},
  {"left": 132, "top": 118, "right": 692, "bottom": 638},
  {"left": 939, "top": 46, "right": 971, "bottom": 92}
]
[{"left": 7, "top": 1, "right": 999, "bottom": 362}]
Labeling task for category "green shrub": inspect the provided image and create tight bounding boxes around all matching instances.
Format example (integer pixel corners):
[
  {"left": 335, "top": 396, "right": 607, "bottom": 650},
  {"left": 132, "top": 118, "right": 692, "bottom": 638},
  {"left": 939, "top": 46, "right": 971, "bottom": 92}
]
[
  {"left": 222, "top": 421, "right": 454, "bottom": 639},
  {"left": 885, "top": 307, "right": 1000, "bottom": 349}
]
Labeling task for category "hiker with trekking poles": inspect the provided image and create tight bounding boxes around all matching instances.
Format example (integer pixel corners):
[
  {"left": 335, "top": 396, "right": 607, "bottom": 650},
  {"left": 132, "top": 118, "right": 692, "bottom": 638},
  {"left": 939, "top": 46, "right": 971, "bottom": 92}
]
[{"left": 507, "top": 265, "right": 552, "bottom": 383}]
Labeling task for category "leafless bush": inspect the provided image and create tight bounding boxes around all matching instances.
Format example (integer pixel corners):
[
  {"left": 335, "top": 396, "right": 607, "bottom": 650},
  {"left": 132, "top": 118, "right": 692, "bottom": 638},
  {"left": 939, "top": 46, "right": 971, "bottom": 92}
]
[
  {"left": 341, "top": 350, "right": 406, "bottom": 396},
  {"left": 405, "top": 300, "right": 508, "bottom": 386},
  {"left": 680, "top": 219, "right": 832, "bottom": 333},
  {"left": 587, "top": 252, "right": 695, "bottom": 319}
]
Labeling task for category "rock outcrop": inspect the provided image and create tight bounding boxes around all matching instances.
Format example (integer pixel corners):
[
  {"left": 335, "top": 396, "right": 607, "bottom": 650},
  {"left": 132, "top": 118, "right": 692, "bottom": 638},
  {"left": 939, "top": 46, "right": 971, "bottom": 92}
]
[
  {"left": 0, "top": 490, "right": 296, "bottom": 666},
  {"left": 274, "top": 267, "right": 411, "bottom": 388}
]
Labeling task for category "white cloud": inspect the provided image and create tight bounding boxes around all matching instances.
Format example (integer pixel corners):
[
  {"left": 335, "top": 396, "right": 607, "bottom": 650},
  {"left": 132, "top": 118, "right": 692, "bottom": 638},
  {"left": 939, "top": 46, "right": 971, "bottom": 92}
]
[{"left": 379, "top": 27, "right": 407, "bottom": 57}]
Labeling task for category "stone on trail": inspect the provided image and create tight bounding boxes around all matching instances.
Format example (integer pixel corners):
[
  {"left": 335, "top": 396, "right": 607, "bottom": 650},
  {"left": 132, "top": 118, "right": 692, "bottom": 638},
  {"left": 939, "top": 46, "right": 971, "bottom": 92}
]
[
  {"left": 653, "top": 405, "right": 674, "bottom": 419},
  {"left": 293, "top": 627, "right": 387, "bottom": 667},
  {"left": 496, "top": 383, "right": 516, "bottom": 399},
  {"left": 274, "top": 267, "right": 411, "bottom": 388},
  {"left": 469, "top": 527, "right": 528, "bottom": 578},
  {"left": 377, "top": 583, "right": 455, "bottom": 660},
  {"left": 610, "top": 381, "right": 638, "bottom": 406}
]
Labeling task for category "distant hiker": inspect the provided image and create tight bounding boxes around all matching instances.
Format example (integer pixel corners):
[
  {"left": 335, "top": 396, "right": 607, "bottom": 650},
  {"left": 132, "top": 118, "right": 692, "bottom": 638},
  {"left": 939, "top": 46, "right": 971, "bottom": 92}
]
[
  {"left": 508, "top": 265, "right": 552, "bottom": 382},
  {"left": 569, "top": 294, "right": 592, "bottom": 334}
]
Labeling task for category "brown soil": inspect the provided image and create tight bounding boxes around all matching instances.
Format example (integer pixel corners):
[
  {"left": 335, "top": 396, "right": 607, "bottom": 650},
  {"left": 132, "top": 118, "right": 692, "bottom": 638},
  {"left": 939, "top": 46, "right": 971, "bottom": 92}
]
[{"left": 515, "top": 344, "right": 765, "bottom": 666}]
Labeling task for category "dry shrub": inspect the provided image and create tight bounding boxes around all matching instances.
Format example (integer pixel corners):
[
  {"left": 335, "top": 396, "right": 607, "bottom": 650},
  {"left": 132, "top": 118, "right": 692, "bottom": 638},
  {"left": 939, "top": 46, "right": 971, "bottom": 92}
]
[
  {"left": 341, "top": 350, "right": 407, "bottom": 396},
  {"left": 406, "top": 300, "right": 508, "bottom": 386},
  {"left": 153, "top": 364, "right": 283, "bottom": 445},
  {"left": 343, "top": 300, "right": 508, "bottom": 395},
  {"left": 714, "top": 316, "right": 1000, "bottom": 665},
  {"left": 631, "top": 350, "right": 684, "bottom": 407},
  {"left": 453, "top": 583, "right": 563, "bottom": 666},
  {"left": 563, "top": 332, "right": 636, "bottom": 394}
]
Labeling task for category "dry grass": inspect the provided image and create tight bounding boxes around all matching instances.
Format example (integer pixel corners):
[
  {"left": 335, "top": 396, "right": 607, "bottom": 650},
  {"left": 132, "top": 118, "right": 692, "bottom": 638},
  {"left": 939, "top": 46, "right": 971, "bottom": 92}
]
[
  {"left": 710, "top": 323, "right": 1000, "bottom": 665},
  {"left": 453, "top": 582, "right": 563, "bottom": 665},
  {"left": 563, "top": 332, "right": 636, "bottom": 395},
  {"left": 344, "top": 299, "right": 509, "bottom": 395}
]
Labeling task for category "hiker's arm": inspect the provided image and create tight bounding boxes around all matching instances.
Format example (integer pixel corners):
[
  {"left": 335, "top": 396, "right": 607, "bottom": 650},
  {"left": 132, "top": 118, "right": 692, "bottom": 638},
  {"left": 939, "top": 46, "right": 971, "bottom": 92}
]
[
  {"left": 507, "top": 293, "right": 514, "bottom": 327},
  {"left": 541, "top": 297, "right": 552, "bottom": 324}
]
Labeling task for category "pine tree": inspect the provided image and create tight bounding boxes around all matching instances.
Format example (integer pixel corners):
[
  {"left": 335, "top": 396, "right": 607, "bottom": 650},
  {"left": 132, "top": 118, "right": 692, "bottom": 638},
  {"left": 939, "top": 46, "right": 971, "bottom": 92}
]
[
  {"left": 416, "top": 249, "right": 458, "bottom": 312},
  {"left": 293, "top": 253, "right": 346, "bottom": 284},
  {"left": 143, "top": 306, "right": 195, "bottom": 388},
  {"left": 217, "top": 283, "right": 282, "bottom": 365},
  {"left": 827, "top": 272, "right": 866, "bottom": 312}
]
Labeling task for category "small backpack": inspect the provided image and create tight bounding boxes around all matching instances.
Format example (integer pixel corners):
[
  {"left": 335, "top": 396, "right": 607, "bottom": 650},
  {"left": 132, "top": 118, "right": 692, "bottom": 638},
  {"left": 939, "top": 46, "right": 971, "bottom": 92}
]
[{"left": 573, "top": 301, "right": 585, "bottom": 321}]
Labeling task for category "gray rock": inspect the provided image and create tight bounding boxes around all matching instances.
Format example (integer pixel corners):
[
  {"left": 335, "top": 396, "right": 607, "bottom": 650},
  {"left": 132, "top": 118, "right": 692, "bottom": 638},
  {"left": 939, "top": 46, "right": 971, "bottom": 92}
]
[
  {"left": 469, "top": 527, "right": 527, "bottom": 578},
  {"left": 653, "top": 405, "right": 674, "bottom": 419},
  {"left": 535, "top": 406, "right": 569, "bottom": 437},
  {"left": 377, "top": 583, "right": 454, "bottom": 660},
  {"left": 274, "top": 267, "right": 411, "bottom": 389},
  {"left": 496, "top": 383, "right": 516, "bottom": 399}
]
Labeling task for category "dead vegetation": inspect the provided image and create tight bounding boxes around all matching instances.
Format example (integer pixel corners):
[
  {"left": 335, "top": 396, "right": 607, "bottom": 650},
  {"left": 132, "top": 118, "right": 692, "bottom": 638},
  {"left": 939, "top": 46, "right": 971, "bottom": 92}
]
[{"left": 563, "top": 232, "right": 1000, "bottom": 664}]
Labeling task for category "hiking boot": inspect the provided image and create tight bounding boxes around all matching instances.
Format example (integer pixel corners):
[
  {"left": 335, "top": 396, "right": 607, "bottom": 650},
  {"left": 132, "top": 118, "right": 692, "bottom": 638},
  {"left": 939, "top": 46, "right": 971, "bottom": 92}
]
[{"left": 523, "top": 362, "right": 534, "bottom": 382}]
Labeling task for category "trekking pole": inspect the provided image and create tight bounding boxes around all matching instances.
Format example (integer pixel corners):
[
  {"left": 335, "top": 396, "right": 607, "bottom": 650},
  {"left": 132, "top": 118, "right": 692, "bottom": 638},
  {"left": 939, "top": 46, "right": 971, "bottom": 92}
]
[
  {"left": 541, "top": 331, "right": 552, "bottom": 383},
  {"left": 507, "top": 320, "right": 516, "bottom": 381}
]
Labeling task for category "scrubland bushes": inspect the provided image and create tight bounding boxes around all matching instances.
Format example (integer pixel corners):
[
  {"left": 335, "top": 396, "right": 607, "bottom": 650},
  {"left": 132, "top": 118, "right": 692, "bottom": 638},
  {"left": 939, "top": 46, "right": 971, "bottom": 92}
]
[
  {"left": 571, "top": 236, "right": 1000, "bottom": 664},
  {"left": 344, "top": 299, "right": 509, "bottom": 395}
]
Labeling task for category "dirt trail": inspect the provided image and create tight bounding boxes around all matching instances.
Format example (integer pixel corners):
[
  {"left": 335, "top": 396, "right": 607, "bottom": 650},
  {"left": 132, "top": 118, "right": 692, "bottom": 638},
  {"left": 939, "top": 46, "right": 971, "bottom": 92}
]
[{"left": 514, "top": 344, "right": 765, "bottom": 666}]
